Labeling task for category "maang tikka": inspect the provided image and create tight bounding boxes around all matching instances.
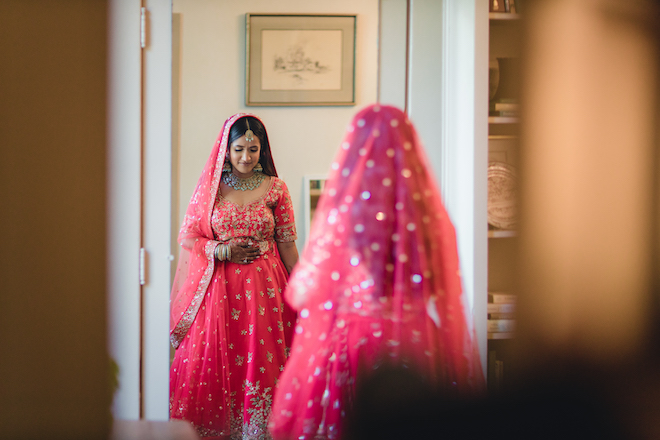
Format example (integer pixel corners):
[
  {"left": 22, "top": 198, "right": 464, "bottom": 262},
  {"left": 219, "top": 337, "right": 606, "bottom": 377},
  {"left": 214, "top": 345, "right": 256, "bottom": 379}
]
[{"left": 245, "top": 120, "right": 255, "bottom": 142}]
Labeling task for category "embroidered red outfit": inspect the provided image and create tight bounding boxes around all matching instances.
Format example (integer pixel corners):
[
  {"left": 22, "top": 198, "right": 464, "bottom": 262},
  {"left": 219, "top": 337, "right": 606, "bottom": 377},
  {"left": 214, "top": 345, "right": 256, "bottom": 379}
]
[
  {"left": 170, "top": 113, "right": 296, "bottom": 439},
  {"left": 269, "top": 105, "right": 485, "bottom": 440}
]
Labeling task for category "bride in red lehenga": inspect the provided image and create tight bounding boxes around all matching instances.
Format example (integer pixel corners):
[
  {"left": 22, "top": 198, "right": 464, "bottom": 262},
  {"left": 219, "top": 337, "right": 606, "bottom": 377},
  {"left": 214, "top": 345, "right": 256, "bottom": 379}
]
[
  {"left": 170, "top": 113, "right": 298, "bottom": 439},
  {"left": 268, "top": 104, "right": 485, "bottom": 440}
]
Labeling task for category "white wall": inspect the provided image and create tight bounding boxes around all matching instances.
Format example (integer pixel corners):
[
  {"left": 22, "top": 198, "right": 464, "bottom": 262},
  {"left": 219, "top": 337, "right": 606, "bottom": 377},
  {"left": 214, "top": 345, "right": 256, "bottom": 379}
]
[
  {"left": 408, "top": 0, "right": 488, "bottom": 374},
  {"left": 173, "top": 0, "right": 380, "bottom": 248},
  {"left": 378, "top": 0, "right": 407, "bottom": 109}
]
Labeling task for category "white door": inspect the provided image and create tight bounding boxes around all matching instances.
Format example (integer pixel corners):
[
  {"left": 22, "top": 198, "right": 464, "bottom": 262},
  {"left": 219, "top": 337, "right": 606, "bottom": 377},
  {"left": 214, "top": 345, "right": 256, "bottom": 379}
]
[{"left": 108, "top": 0, "right": 172, "bottom": 421}]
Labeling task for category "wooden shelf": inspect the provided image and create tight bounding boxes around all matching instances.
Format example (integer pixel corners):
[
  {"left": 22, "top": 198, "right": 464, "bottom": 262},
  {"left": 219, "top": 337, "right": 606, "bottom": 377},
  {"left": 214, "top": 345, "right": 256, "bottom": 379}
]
[
  {"left": 489, "top": 12, "right": 521, "bottom": 20},
  {"left": 487, "top": 6, "right": 521, "bottom": 392},
  {"left": 488, "top": 332, "right": 515, "bottom": 340},
  {"left": 488, "top": 134, "right": 518, "bottom": 140},
  {"left": 488, "top": 229, "right": 517, "bottom": 238},
  {"left": 489, "top": 116, "right": 519, "bottom": 124}
]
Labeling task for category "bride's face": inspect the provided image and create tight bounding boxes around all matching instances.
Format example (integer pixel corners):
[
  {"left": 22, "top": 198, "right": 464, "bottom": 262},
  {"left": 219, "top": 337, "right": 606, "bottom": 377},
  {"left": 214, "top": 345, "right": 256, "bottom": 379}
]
[{"left": 228, "top": 136, "right": 261, "bottom": 177}]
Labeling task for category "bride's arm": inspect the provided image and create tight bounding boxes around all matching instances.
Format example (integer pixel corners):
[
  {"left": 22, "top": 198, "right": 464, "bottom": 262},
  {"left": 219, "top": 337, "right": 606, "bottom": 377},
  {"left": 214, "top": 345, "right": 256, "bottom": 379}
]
[{"left": 277, "top": 241, "right": 299, "bottom": 275}]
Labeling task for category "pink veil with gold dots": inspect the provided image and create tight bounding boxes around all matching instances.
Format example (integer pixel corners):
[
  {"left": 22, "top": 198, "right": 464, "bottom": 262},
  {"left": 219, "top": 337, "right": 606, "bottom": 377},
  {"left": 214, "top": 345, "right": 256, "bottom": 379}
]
[{"left": 269, "top": 104, "right": 484, "bottom": 440}]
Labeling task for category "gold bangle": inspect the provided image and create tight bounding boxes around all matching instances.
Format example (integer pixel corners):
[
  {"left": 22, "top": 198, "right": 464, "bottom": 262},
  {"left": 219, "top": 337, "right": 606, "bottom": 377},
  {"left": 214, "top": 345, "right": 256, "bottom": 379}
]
[{"left": 214, "top": 244, "right": 220, "bottom": 260}]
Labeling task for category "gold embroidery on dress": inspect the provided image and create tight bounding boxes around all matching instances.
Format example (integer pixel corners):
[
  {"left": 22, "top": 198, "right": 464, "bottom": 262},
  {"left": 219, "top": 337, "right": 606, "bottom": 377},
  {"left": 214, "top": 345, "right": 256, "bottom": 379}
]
[{"left": 228, "top": 380, "right": 275, "bottom": 440}]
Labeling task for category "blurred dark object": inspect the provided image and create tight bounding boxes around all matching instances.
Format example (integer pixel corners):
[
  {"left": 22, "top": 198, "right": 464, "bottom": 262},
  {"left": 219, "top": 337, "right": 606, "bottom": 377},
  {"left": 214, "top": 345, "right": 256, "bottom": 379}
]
[{"left": 344, "top": 364, "right": 628, "bottom": 440}]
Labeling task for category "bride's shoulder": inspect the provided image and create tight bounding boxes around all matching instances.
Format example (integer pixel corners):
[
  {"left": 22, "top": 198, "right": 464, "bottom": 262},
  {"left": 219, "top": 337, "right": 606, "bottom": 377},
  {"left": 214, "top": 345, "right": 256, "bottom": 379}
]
[
  {"left": 265, "top": 176, "right": 290, "bottom": 199},
  {"left": 269, "top": 175, "right": 285, "bottom": 188}
]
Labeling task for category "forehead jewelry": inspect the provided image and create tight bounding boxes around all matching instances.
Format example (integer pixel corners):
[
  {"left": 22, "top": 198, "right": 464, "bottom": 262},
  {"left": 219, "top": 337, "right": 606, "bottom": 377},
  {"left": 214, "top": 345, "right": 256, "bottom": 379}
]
[{"left": 245, "top": 120, "right": 255, "bottom": 142}]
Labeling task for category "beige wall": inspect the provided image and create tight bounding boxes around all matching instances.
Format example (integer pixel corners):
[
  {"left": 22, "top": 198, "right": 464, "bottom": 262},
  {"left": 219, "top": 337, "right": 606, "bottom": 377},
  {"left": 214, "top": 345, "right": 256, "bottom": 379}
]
[
  {"left": 173, "top": 0, "right": 380, "bottom": 248},
  {"left": 0, "top": 0, "right": 111, "bottom": 438}
]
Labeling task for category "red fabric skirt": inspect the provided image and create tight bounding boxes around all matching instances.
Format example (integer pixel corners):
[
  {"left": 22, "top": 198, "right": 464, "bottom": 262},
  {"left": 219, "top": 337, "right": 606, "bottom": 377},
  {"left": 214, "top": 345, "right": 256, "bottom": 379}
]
[{"left": 170, "top": 249, "right": 295, "bottom": 439}]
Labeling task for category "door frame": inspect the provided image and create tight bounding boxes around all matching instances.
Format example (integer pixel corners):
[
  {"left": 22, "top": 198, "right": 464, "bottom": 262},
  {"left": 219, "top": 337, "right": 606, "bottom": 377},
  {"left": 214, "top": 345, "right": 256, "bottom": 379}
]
[{"left": 107, "top": 0, "right": 172, "bottom": 421}]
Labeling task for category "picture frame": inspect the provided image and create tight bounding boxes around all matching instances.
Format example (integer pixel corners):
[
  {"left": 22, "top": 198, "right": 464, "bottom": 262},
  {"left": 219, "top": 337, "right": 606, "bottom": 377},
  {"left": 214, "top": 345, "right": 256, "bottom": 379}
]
[
  {"left": 303, "top": 174, "right": 328, "bottom": 244},
  {"left": 246, "top": 14, "right": 356, "bottom": 106}
]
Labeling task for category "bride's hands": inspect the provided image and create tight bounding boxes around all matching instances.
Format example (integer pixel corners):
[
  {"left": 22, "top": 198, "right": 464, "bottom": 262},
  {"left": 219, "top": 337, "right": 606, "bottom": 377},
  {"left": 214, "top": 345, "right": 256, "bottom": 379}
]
[{"left": 230, "top": 243, "right": 260, "bottom": 264}]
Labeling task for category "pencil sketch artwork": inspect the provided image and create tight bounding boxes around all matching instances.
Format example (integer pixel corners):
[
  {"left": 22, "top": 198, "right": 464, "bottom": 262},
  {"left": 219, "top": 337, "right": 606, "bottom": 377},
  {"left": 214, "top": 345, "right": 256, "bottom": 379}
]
[{"left": 261, "top": 30, "right": 343, "bottom": 91}]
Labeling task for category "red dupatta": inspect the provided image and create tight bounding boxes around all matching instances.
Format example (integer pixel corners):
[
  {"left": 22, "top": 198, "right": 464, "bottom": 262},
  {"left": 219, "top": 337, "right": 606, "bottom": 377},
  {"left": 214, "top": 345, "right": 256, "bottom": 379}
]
[{"left": 169, "top": 112, "right": 276, "bottom": 348}]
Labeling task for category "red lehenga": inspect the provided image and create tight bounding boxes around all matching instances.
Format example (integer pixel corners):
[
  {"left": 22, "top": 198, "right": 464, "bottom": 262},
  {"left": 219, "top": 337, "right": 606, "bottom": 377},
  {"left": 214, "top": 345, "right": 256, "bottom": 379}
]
[
  {"left": 268, "top": 104, "right": 485, "bottom": 440},
  {"left": 170, "top": 113, "right": 296, "bottom": 439}
]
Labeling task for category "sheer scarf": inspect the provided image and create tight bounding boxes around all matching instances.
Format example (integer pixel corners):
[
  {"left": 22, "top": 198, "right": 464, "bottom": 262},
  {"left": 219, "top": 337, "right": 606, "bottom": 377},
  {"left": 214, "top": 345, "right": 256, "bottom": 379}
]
[{"left": 285, "top": 104, "right": 484, "bottom": 391}]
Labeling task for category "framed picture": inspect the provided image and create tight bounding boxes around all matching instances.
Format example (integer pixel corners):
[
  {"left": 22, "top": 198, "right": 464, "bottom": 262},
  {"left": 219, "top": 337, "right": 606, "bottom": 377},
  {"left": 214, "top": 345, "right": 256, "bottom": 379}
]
[
  {"left": 246, "top": 14, "right": 356, "bottom": 106},
  {"left": 303, "top": 174, "right": 327, "bottom": 243}
]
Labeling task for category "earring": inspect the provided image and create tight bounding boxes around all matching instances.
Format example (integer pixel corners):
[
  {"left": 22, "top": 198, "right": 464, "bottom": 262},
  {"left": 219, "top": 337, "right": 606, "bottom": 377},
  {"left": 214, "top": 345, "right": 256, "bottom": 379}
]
[
  {"left": 253, "top": 162, "right": 263, "bottom": 172},
  {"left": 222, "top": 162, "right": 231, "bottom": 173}
]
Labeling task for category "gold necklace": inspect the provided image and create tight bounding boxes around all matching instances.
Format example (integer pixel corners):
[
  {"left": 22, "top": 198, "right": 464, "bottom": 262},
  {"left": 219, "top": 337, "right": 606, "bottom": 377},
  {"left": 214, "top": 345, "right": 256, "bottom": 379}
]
[{"left": 221, "top": 171, "right": 266, "bottom": 191}]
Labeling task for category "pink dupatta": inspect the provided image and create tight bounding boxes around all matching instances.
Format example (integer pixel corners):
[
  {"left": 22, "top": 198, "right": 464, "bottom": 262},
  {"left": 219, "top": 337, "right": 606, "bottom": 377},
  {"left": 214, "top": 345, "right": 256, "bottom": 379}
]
[
  {"left": 270, "top": 104, "right": 484, "bottom": 440},
  {"left": 169, "top": 113, "right": 276, "bottom": 348},
  {"left": 287, "top": 104, "right": 483, "bottom": 386}
]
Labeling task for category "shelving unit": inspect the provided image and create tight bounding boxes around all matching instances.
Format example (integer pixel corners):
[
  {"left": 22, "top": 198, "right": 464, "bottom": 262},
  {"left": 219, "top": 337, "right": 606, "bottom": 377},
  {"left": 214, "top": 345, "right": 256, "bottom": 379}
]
[{"left": 487, "top": 8, "right": 521, "bottom": 393}]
